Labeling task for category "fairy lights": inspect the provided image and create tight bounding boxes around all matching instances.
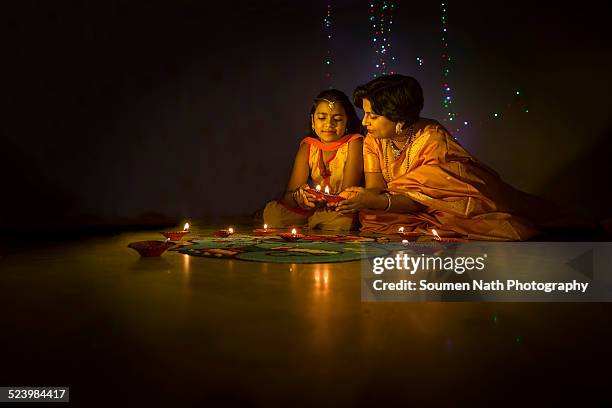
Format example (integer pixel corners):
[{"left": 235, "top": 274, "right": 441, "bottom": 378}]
[
  {"left": 370, "top": 1, "right": 396, "bottom": 77},
  {"left": 437, "top": 3, "right": 529, "bottom": 135},
  {"left": 323, "top": 4, "right": 333, "bottom": 84},
  {"left": 440, "top": 2, "right": 456, "bottom": 124}
]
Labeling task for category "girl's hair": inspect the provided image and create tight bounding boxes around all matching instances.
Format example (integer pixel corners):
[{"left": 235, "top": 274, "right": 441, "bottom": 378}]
[
  {"left": 353, "top": 74, "right": 424, "bottom": 126},
  {"left": 306, "top": 89, "right": 363, "bottom": 136}
]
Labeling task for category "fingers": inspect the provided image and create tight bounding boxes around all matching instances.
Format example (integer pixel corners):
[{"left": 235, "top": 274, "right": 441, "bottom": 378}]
[
  {"left": 297, "top": 189, "right": 315, "bottom": 209},
  {"left": 337, "top": 206, "right": 360, "bottom": 215},
  {"left": 335, "top": 199, "right": 360, "bottom": 214},
  {"left": 301, "top": 196, "right": 316, "bottom": 208},
  {"left": 334, "top": 199, "right": 354, "bottom": 210},
  {"left": 299, "top": 184, "right": 322, "bottom": 203},
  {"left": 304, "top": 192, "right": 319, "bottom": 201}
]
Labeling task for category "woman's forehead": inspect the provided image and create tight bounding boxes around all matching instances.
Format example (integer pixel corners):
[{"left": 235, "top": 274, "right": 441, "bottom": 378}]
[{"left": 314, "top": 101, "right": 346, "bottom": 115}]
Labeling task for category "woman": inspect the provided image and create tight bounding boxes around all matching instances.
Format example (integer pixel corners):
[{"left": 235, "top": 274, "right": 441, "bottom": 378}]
[
  {"left": 334, "top": 74, "right": 539, "bottom": 240},
  {"left": 263, "top": 89, "right": 364, "bottom": 231}
]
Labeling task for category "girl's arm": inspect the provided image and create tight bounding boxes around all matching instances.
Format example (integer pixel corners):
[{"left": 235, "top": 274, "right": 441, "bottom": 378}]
[{"left": 282, "top": 143, "right": 316, "bottom": 208}]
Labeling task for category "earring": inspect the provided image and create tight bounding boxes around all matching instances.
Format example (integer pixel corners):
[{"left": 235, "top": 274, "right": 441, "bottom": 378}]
[{"left": 395, "top": 123, "right": 403, "bottom": 135}]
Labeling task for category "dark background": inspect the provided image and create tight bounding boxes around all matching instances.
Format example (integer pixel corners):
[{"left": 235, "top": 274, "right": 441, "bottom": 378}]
[{"left": 3, "top": 0, "right": 611, "bottom": 228}]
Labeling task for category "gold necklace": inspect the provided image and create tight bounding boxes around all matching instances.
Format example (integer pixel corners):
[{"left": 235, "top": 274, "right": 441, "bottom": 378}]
[{"left": 384, "top": 125, "right": 415, "bottom": 183}]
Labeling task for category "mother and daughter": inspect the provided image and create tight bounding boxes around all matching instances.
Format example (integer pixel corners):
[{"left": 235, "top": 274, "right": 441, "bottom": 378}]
[{"left": 263, "top": 74, "right": 546, "bottom": 241}]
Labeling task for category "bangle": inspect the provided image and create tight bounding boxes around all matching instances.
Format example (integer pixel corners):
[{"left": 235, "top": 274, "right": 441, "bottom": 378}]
[{"left": 383, "top": 192, "right": 392, "bottom": 212}]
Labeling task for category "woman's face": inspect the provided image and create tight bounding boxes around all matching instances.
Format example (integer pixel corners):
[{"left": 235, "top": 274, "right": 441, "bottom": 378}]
[
  {"left": 311, "top": 100, "right": 347, "bottom": 143},
  {"left": 361, "top": 98, "right": 395, "bottom": 139}
]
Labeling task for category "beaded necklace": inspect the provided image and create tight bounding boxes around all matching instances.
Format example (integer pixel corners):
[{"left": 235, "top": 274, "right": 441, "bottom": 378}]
[{"left": 383, "top": 125, "right": 415, "bottom": 183}]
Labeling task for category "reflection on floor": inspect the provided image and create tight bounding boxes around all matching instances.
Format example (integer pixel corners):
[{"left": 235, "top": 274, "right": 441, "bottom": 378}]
[{"left": 1, "top": 225, "right": 611, "bottom": 405}]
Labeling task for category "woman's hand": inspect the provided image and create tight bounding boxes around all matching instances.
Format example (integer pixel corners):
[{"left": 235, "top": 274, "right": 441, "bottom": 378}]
[
  {"left": 333, "top": 187, "right": 386, "bottom": 215},
  {"left": 294, "top": 184, "right": 322, "bottom": 210}
]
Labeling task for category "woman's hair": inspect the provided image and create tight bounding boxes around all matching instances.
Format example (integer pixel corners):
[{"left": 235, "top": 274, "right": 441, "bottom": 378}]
[
  {"left": 353, "top": 74, "right": 424, "bottom": 126},
  {"left": 306, "top": 89, "right": 363, "bottom": 136}
]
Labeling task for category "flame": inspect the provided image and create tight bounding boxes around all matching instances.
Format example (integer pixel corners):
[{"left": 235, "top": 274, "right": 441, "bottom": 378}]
[
  {"left": 324, "top": 185, "right": 330, "bottom": 194},
  {"left": 315, "top": 185, "right": 321, "bottom": 192},
  {"left": 398, "top": 226, "right": 405, "bottom": 233},
  {"left": 291, "top": 228, "right": 297, "bottom": 236},
  {"left": 228, "top": 227, "right": 234, "bottom": 234},
  {"left": 264, "top": 224, "right": 268, "bottom": 230},
  {"left": 183, "top": 222, "right": 190, "bottom": 231},
  {"left": 432, "top": 229, "right": 441, "bottom": 240}
]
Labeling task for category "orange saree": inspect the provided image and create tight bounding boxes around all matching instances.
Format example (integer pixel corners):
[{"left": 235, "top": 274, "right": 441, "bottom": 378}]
[{"left": 360, "top": 121, "right": 540, "bottom": 241}]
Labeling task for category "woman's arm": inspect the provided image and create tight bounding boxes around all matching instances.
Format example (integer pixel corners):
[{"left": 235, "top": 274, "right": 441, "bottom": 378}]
[
  {"left": 340, "top": 138, "right": 364, "bottom": 190},
  {"left": 364, "top": 171, "right": 386, "bottom": 190},
  {"left": 336, "top": 145, "right": 424, "bottom": 214},
  {"left": 335, "top": 187, "right": 424, "bottom": 214}
]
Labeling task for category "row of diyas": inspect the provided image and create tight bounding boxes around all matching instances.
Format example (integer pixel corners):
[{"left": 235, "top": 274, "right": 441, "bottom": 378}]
[
  {"left": 253, "top": 225, "right": 305, "bottom": 241},
  {"left": 163, "top": 222, "right": 236, "bottom": 239},
  {"left": 130, "top": 222, "right": 299, "bottom": 257},
  {"left": 160, "top": 223, "right": 465, "bottom": 244},
  {"left": 217, "top": 224, "right": 305, "bottom": 242}
]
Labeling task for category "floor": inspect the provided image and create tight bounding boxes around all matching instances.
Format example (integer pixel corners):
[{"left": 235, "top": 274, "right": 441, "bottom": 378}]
[{"left": 1, "top": 225, "right": 611, "bottom": 405}]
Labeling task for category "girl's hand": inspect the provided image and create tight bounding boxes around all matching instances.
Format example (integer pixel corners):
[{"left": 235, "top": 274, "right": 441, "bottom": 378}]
[
  {"left": 333, "top": 187, "right": 384, "bottom": 215},
  {"left": 294, "top": 184, "right": 320, "bottom": 209}
]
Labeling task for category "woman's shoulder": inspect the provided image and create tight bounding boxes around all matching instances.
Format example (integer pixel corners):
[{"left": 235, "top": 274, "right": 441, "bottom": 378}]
[
  {"left": 363, "top": 134, "right": 384, "bottom": 151},
  {"left": 415, "top": 119, "right": 453, "bottom": 143}
]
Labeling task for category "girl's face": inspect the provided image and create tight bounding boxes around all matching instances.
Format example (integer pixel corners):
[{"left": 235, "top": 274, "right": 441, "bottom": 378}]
[
  {"left": 361, "top": 98, "right": 396, "bottom": 139},
  {"left": 311, "top": 100, "right": 348, "bottom": 143}
]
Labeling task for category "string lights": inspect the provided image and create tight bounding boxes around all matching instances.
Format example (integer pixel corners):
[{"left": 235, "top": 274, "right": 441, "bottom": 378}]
[
  {"left": 370, "top": 1, "right": 396, "bottom": 77},
  {"left": 323, "top": 4, "right": 333, "bottom": 84},
  {"left": 440, "top": 2, "right": 456, "bottom": 125},
  {"left": 438, "top": 2, "right": 529, "bottom": 135}
]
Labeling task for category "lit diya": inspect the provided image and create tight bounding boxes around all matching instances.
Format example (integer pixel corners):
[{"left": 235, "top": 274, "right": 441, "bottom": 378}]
[
  {"left": 396, "top": 226, "right": 427, "bottom": 240},
  {"left": 279, "top": 228, "right": 304, "bottom": 242},
  {"left": 214, "top": 227, "right": 234, "bottom": 237},
  {"left": 253, "top": 224, "right": 278, "bottom": 236},
  {"left": 161, "top": 222, "right": 190, "bottom": 241},
  {"left": 307, "top": 185, "right": 346, "bottom": 204},
  {"left": 128, "top": 240, "right": 174, "bottom": 257},
  {"left": 431, "top": 229, "right": 468, "bottom": 243}
]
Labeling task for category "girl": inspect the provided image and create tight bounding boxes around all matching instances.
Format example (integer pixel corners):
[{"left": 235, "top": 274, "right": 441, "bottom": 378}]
[{"left": 263, "top": 89, "right": 363, "bottom": 231}]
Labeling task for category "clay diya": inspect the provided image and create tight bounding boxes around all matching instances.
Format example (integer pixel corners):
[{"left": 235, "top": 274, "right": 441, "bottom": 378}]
[
  {"left": 431, "top": 229, "right": 468, "bottom": 243},
  {"left": 279, "top": 228, "right": 305, "bottom": 242},
  {"left": 396, "top": 226, "right": 427, "bottom": 241},
  {"left": 161, "top": 222, "right": 190, "bottom": 241},
  {"left": 214, "top": 227, "right": 234, "bottom": 238},
  {"left": 253, "top": 224, "right": 278, "bottom": 236},
  {"left": 307, "top": 185, "right": 346, "bottom": 204},
  {"left": 128, "top": 240, "right": 174, "bottom": 257}
]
